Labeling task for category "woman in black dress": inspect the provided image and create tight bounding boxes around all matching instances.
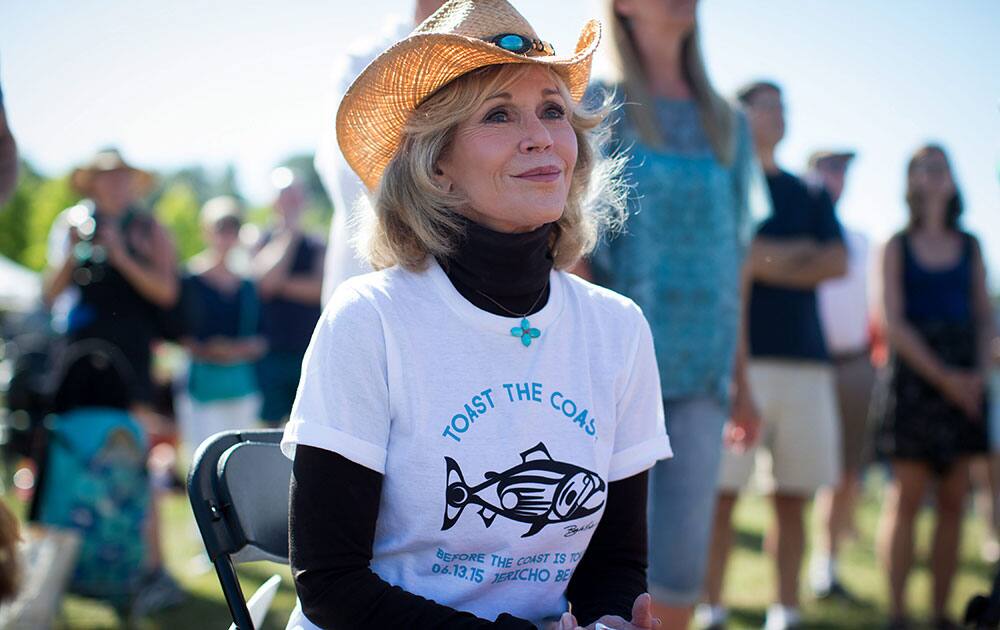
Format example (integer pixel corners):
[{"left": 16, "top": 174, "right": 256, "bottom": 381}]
[{"left": 875, "top": 144, "right": 996, "bottom": 630}]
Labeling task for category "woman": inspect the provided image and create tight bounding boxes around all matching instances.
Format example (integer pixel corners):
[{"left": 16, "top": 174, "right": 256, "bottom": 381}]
[
  {"left": 282, "top": 1, "right": 671, "bottom": 628},
  {"left": 43, "top": 149, "right": 179, "bottom": 407},
  {"left": 875, "top": 144, "right": 995, "bottom": 630},
  {"left": 177, "top": 196, "right": 265, "bottom": 459},
  {"left": 586, "top": 1, "right": 760, "bottom": 627}
]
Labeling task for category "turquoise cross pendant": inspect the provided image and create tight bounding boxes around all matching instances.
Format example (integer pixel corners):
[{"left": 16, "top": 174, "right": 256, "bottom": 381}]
[{"left": 510, "top": 318, "right": 541, "bottom": 347}]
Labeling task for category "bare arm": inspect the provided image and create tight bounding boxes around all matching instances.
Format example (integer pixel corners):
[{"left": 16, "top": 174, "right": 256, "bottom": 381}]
[
  {"left": 106, "top": 221, "right": 179, "bottom": 308},
  {"left": 43, "top": 253, "right": 76, "bottom": 308},
  {"left": 969, "top": 237, "right": 998, "bottom": 375},
  {"left": 253, "top": 230, "right": 300, "bottom": 300},
  {"left": 750, "top": 237, "right": 847, "bottom": 288},
  {"left": 43, "top": 220, "right": 80, "bottom": 308},
  {"left": 184, "top": 336, "right": 267, "bottom": 364},
  {"left": 280, "top": 241, "right": 326, "bottom": 304},
  {"left": 0, "top": 108, "right": 16, "bottom": 206},
  {"left": 725, "top": 257, "right": 761, "bottom": 451}
]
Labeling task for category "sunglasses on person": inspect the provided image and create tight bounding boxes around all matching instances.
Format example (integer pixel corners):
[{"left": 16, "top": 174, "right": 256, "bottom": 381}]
[
  {"left": 913, "top": 162, "right": 949, "bottom": 176},
  {"left": 213, "top": 216, "right": 242, "bottom": 234}
]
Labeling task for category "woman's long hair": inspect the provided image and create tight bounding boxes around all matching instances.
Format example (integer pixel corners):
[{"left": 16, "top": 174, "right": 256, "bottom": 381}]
[
  {"left": 604, "top": 1, "right": 737, "bottom": 164},
  {"left": 905, "top": 144, "right": 963, "bottom": 231}
]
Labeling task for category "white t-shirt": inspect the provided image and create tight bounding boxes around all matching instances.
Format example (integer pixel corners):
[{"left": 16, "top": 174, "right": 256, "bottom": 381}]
[
  {"left": 315, "top": 16, "right": 413, "bottom": 304},
  {"left": 282, "top": 259, "right": 671, "bottom": 627},
  {"left": 818, "top": 228, "right": 871, "bottom": 355}
]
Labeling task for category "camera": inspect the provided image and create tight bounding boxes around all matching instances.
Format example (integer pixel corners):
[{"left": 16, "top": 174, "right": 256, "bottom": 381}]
[{"left": 66, "top": 201, "right": 108, "bottom": 285}]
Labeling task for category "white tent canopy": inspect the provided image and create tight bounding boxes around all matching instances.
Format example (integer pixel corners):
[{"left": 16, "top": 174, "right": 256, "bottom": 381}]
[{"left": 0, "top": 255, "right": 42, "bottom": 312}]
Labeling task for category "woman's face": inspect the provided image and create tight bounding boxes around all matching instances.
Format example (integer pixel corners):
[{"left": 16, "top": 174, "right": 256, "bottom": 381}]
[
  {"left": 435, "top": 66, "right": 578, "bottom": 234},
  {"left": 745, "top": 87, "right": 786, "bottom": 149},
  {"left": 614, "top": 0, "right": 698, "bottom": 33},
  {"left": 206, "top": 217, "right": 241, "bottom": 255},
  {"left": 91, "top": 169, "right": 138, "bottom": 214},
  {"left": 910, "top": 150, "right": 955, "bottom": 208}
]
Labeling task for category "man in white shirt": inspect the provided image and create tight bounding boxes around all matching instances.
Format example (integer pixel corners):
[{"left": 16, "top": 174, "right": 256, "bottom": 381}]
[
  {"left": 808, "top": 150, "right": 876, "bottom": 600},
  {"left": 315, "top": 0, "right": 447, "bottom": 303}
]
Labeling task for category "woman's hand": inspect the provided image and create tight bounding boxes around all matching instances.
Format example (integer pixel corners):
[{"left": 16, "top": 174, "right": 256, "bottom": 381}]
[
  {"left": 98, "top": 223, "right": 128, "bottom": 267},
  {"left": 724, "top": 384, "right": 761, "bottom": 454},
  {"left": 545, "top": 594, "right": 661, "bottom": 630},
  {"left": 937, "top": 369, "right": 984, "bottom": 419}
]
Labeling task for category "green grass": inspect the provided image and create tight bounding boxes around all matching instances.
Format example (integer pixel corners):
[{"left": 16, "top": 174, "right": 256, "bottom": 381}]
[{"left": 47, "top": 482, "right": 996, "bottom": 629}]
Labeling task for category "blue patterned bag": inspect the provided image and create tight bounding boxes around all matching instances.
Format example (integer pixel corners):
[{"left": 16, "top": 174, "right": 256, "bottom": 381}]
[{"left": 34, "top": 407, "right": 149, "bottom": 605}]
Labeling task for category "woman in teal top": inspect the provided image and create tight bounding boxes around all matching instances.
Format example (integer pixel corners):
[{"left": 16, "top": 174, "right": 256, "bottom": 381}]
[{"left": 586, "top": 1, "right": 762, "bottom": 626}]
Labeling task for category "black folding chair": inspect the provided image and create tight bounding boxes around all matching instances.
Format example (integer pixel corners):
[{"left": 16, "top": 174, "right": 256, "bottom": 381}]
[{"left": 187, "top": 429, "right": 291, "bottom": 630}]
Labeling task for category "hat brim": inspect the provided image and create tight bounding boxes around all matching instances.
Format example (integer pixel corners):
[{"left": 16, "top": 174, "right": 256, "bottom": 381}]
[
  {"left": 336, "top": 19, "right": 601, "bottom": 192},
  {"left": 71, "top": 166, "right": 156, "bottom": 198}
]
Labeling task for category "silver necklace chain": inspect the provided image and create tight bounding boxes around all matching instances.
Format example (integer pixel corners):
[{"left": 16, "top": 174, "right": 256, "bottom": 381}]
[{"left": 474, "top": 282, "right": 548, "bottom": 318}]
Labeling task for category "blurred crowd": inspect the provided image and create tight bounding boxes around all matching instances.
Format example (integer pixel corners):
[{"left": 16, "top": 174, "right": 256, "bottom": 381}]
[{"left": 0, "top": 0, "right": 998, "bottom": 629}]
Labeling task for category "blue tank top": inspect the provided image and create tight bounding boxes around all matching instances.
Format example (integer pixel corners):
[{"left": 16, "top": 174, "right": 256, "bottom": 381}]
[
  {"left": 258, "top": 234, "right": 323, "bottom": 355},
  {"left": 902, "top": 232, "right": 972, "bottom": 324}
]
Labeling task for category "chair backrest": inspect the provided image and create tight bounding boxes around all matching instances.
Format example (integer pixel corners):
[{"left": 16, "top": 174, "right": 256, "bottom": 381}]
[
  {"left": 187, "top": 429, "right": 291, "bottom": 630},
  {"left": 188, "top": 429, "right": 290, "bottom": 564}
]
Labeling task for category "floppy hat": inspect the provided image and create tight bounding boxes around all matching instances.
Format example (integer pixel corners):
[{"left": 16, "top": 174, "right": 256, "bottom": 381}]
[
  {"left": 336, "top": 0, "right": 601, "bottom": 192},
  {"left": 71, "top": 148, "right": 155, "bottom": 197}
]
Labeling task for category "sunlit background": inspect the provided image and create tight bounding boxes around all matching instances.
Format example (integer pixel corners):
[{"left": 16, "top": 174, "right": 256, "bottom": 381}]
[{"left": 2, "top": 0, "right": 998, "bottom": 283}]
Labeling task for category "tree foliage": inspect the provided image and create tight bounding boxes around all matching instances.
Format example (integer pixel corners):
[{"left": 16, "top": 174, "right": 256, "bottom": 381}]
[{"left": 0, "top": 154, "right": 332, "bottom": 273}]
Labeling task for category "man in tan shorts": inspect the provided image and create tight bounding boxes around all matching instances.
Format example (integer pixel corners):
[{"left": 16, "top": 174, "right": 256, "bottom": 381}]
[{"left": 699, "top": 82, "right": 847, "bottom": 630}]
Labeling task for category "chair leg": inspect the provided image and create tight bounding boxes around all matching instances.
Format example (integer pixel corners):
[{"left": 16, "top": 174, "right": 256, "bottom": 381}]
[{"left": 214, "top": 556, "right": 255, "bottom": 630}]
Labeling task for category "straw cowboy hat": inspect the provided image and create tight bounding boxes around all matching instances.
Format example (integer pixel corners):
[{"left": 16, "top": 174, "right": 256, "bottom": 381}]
[
  {"left": 71, "top": 148, "right": 155, "bottom": 197},
  {"left": 336, "top": 0, "right": 602, "bottom": 192}
]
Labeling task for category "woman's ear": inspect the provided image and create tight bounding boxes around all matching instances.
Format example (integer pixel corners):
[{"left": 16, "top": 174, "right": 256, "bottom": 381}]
[
  {"left": 613, "top": 0, "right": 634, "bottom": 18},
  {"left": 432, "top": 164, "right": 453, "bottom": 192}
]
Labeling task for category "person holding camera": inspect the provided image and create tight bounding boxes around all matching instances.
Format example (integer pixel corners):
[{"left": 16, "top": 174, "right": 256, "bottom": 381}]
[{"left": 43, "top": 148, "right": 179, "bottom": 406}]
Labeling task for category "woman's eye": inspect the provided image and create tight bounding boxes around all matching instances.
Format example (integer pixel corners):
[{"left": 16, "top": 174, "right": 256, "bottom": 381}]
[
  {"left": 543, "top": 103, "right": 566, "bottom": 119},
  {"left": 484, "top": 108, "right": 510, "bottom": 123}
]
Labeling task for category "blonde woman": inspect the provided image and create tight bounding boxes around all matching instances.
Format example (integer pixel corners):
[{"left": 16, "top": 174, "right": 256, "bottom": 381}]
[
  {"left": 585, "top": 1, "right": 759, "bottom": 628},
  {"left": 283, "top": 1, "right": 672, "bottom": 628}
]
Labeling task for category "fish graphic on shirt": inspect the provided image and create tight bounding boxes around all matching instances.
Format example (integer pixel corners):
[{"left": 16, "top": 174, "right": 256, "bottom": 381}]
[{"left": 442, "top": 442, "right": 606, "bottom": 538}]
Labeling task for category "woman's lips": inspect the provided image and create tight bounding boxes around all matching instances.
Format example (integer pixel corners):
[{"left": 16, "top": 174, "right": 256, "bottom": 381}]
[{"left": 513, "top": 166, "right": 562, "bottom": 182}]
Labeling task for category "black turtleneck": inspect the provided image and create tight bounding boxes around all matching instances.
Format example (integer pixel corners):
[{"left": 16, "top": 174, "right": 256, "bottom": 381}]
[
  {"left": 289, "top": 218, "right": 649, "bottom": 629},
  {"left": 438, "top": 218, "right": 553, "bottom": 317}
]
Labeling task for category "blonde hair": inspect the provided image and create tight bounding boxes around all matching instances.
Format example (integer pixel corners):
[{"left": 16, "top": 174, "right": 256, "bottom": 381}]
[
  {"left": 364, "top": 63, "right": 626, "bottom": 272},
  {"left": 604, "top": 1, "right": 737, "bottom": 164}
]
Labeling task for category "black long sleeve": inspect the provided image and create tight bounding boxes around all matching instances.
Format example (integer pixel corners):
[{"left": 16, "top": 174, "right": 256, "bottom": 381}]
[
  {"left": 565, "top": 471, "right": 648, "bottom": 626},
  {"left": 290, "top": 446, "right": 649, "bottom": 629},
  {"left": 290, "top": 445, "right": 536, "bottom": 629}
]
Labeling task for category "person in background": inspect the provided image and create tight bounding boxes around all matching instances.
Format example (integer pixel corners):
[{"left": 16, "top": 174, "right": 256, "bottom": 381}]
[
  {"left": 252, "top": 168, "right": 324, "bottom": 426},
  {"left": 43, "top": 148, "right": 179, "bottom": 410},
  {"left": 176, "top": 196, "right": 266, "bottom": 459},
  {"left": 316, "top": 0, "right": 447, "bottom": 302},
  {"left": 705, "top": 81, "right": 847, "bottom": 630},
  {"left": 0, "top": 502, "right": 21, "bottom": 604},
  {"left": 41, "top": 149, "right": 182, "bottom": 613},
  {"left": 0, "top": 68, "right": 17, "bottom": 205},
  {"left": 586, "top": 2, "right": 762, "bottom": 626},
  {"left": 875, "top": 144, "right": 996, "bottom": 630},
  {"left": 808, "top": 150, "right": 876, "bottom": 601},
  {"left": 977, "top": 317, "right": 1000, "bottom": 563}
]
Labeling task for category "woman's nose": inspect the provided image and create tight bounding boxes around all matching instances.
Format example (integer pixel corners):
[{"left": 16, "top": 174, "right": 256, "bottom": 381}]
[{"left": 519, "top": 115, "right": 553, "bottom": 153}]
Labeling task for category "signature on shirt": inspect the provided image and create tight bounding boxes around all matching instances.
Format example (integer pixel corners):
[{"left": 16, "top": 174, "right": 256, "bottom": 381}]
[
  {"left": 442, "top": 442, "right": 606, "bottom": 538},
  {"left": 563, "top": 521, "right": 596, "bottom": 538}
]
